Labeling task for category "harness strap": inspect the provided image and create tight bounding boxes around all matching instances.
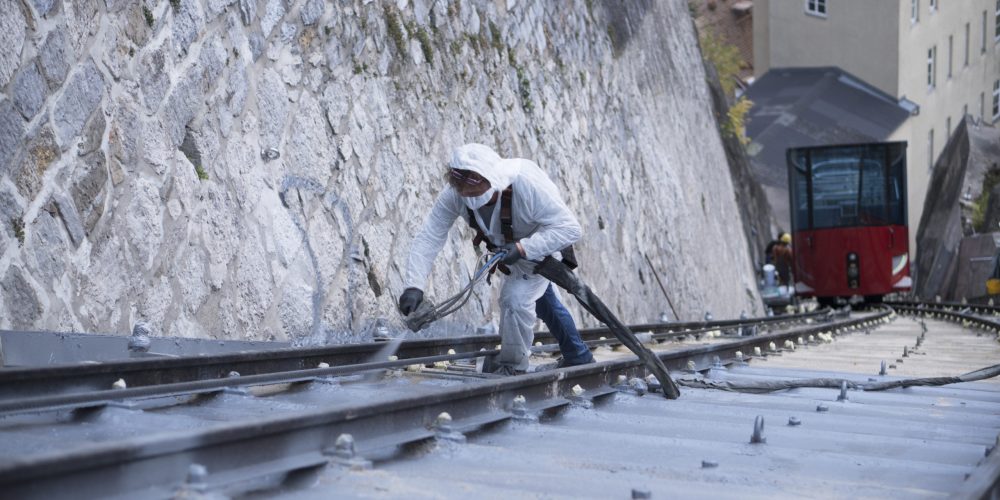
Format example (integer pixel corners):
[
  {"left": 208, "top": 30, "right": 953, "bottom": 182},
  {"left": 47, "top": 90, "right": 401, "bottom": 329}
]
[{"left": 465, "top": 185, "right": 578, "bottom": 272}]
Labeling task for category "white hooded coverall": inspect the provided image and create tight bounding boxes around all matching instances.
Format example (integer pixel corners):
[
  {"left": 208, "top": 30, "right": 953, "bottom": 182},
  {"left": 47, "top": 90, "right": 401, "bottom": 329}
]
[{"left": 405, "top": 144, "right": 582, "bottom": 371}]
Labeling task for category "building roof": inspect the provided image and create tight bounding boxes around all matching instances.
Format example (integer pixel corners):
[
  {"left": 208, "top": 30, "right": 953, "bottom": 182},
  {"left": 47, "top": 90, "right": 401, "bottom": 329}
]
[{"left": 744, "top": 67, "right": 911, "bottom": 229}]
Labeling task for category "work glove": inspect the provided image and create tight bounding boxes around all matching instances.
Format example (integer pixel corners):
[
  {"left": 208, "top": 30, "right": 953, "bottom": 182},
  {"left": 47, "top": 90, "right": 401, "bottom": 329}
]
[
  {"left": 398, "top": 288, "right": 424, "bottom": 316},
  {"left": 499, "top": 242, "right": 523, "bottom": 266}
]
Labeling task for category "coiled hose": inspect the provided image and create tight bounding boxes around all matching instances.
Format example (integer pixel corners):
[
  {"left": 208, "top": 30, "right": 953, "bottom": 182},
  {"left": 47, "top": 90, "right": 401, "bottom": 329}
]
[{"left": 403, "top": 251, "right": 507, "bottom": 332}]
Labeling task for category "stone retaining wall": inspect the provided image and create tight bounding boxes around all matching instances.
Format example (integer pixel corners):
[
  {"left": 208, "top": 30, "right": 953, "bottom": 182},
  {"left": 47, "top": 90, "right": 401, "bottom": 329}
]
[{"left": 0, "top": 0, "right": 762, "bottom": 343}]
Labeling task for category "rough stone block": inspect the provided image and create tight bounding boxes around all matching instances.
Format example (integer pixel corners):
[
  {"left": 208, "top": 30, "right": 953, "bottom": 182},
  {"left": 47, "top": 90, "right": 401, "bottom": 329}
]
[
  {"left": 239, "top": 0, "right": 256, "bottom": 26},
  {"left": 0, "top": 185, "right": 24, "bottom": 239},
  {"left": 70, "top": 151, "right": 109, "bottom": 235},
  {"left": 1, "top": 267, "right": 42, "bottom": 329},
  {"left": 249, "top": 31, "right": 265, "bottom": 60},
  {"left": 123, "top": 179, "right": 164, "bottom": 269},
  {"left": 67, "top": 0, "right": 100, "bottom": 56},
  {"left": 164, "top": 78, "right": 201, "bottom": 148},
  {"left": 197, "top": 36, "right": 227, "bottom": 90},
  {"left": 206, "top": 0, "right": 237, "bottom": 21},
  {"left": 53, "top": 194, "right": 86, "bottom": 247},
  {"left": 261, "top": 0, "right": 286, "bottom": 37},
  {"left": 78, "top": 110, "right": 106, "bottom": 157},
  {"left": 286, "top": 93, "right": 333, "bottom": 182},
  {"left": 139, "top": 41, "right": 170, "bottom": 111},
  {"left": 39, "top": 27, "right": 72, "bottom": 90},
  {"left": 0, "top": 99, "right": 26, "bottom": 172},
  {"left": 100, "top": 24, "right": 131, "bottom": 80},
  {"left": 52, "top": 60, "right": 106, "bottom": 147},
  {"left": 30, "top": 209, "right": 67, "bottom": 283},
  {"left": 300, "top": 0, "right": 324, "bottom": 25},
  {"left": 12, "top": 123, "right": 59, "bottom": 202},
  {"left": 256, "top": 68, "right": 287, "bottom": 149},
  {"left": 172, "top": 0, "right": 205, "bottom": 58},
  {"left": 122, "top": 2, "right": 151, "bottom": 46},
  {"left": 109, "top": 100, "right": 138, "bottom": 166},
  {"left": 226, "top": 65, "right": 249, "bottom": 115},
  {"left": 32, "top": 0, "right": 59, "bottom": 17},
  {"left": 0, "top": 5, "right": 26, "bottom": 88},
  {"left": 11, "top": 62, "right": 48, "bottom": 120}
]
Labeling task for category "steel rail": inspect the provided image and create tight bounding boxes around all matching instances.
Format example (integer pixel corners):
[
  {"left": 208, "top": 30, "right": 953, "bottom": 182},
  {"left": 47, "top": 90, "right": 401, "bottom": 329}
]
[
  {"left": 0, "top": 350, "right": 498, "bottom": 415},
  {"left": 0, "top": 309, "right": 829, "bottom": 401},
  {"left": 0, "top": 311, "right": 836, "bottom": 415},
  {"left": 887, "top": 300, "right": 1000, "bottom": 316},
  {"left": 888, "top": 302, "right": 1000, "bottom": 331},
  {"left": 0, "top": 309, "right": 888, "bottom": 499}
]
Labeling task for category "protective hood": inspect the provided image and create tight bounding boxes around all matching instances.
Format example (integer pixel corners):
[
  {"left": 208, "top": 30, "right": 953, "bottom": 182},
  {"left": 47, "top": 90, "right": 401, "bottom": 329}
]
[{"left": 449, "top": 143, "right": 520, "bottom": 191}]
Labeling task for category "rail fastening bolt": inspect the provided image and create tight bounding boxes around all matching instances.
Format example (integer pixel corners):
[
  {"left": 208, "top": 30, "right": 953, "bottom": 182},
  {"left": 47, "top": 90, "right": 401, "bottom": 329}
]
[
  {"left": 750, "top": 415, "right": 766, "bottom": 444},
  {"left": 837, "top": 380, "right": 849, "bottom": 401}
]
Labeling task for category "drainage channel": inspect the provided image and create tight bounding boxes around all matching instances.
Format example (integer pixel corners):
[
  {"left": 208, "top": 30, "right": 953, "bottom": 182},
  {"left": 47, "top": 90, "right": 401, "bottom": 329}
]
[
  {"left": 0, "top": 309, "right": 830, "bottom": 401},
  {"left": 0, "top": 309, "right": 888, "bottom": 499}
]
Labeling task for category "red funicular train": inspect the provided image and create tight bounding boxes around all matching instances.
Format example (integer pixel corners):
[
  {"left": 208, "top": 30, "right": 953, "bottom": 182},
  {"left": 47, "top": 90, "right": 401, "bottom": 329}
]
[{"left": 787, "top": 142, "right": 911, "bottom": 306}]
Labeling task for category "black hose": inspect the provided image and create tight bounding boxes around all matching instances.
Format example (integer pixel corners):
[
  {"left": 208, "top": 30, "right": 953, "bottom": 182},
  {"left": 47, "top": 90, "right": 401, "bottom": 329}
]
[{"left": 676, "top": 363, "right": 1000, "bottom": 394}]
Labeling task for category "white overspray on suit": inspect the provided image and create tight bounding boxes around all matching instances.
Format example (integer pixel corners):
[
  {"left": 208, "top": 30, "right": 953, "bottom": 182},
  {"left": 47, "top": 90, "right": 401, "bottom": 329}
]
[{"left": 404, "top": 144, "right": 582, "bottom": 371}]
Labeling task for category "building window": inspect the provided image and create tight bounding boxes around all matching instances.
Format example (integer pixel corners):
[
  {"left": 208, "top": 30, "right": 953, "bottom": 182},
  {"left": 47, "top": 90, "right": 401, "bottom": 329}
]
[
  {"left": 806, "top": 0, "right": 827, "bottom": 16},
  {"left": 985, "top": 11, "right": 990, "bottom": 52},
  {"left": 927, "top": 46, "right": 936, "bottom": 89},
  {"left": 993, "top": 81, "right": 999, "bottom": 120},
  {"left": 929, "top": 0, "right": 936, "bottom": 12},
  {"left": 946, "top": 116, "right": 951, "bottom": 137},
  {"left": 948, "top": 35, "right": 953, "bottom": 78},
  {"left": 983, "top": 92, "right": 987, "bottom": 120},
  {"left": 928, "top": 129, "right": 934, "bottom": 171},
  {"left": 964, "top": 104, "right": 969, "bottom": 118},
  {"left": 995, "top": 0, "right": 1000, "bottom": 40},
  {"left": 912, "top": 0, "right": 919, "bottom": 23},
  {"left": 965, "top": 23, "right": 971, "bottom": 66}
]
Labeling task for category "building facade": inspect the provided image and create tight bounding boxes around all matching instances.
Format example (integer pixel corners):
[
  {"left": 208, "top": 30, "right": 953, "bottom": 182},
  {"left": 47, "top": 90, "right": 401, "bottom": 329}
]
[{"left": 754, "top": 0, "right": 1000, "bottom": 257}]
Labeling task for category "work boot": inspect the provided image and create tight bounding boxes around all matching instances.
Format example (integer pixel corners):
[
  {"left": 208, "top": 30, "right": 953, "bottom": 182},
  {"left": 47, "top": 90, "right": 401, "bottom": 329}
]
[
  {"left": 479, "top": 354, "right": 525, "bottom": 376},
  {"left": 556, "top": 356, "right": 596, "bottom": 369},
  {"left": 492, "top": 365, "right": 524, "bottom": 376}
]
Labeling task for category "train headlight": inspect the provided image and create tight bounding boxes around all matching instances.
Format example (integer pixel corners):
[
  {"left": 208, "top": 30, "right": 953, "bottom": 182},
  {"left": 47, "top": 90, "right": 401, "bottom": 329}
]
[
  {"left": 891, "top": 254, "right": 908, "bottom": 276},
  {"left": 846, "top": 252, "right": 860, "bottom": 288}
]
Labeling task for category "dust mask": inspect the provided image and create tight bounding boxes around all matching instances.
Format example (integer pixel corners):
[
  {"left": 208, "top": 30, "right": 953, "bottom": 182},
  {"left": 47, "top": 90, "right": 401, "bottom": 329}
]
[{"left": 463, "top": 187, "right": 497, "bottom": 210}]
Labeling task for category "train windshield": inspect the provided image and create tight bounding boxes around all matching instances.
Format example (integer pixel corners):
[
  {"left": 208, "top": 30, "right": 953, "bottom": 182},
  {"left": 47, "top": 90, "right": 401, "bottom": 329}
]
[{"left": 788, "top": 142, "right": 907, "bottom": 231}]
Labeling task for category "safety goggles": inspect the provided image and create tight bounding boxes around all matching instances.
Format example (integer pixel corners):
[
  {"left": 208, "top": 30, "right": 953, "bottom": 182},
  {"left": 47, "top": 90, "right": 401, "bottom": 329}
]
[{"left": 449, "top": 169, "right": 486, "bottom": 187}]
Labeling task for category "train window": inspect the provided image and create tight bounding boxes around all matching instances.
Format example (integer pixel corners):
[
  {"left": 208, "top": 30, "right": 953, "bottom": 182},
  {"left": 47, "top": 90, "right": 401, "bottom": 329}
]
[
  {"left": 886, "top": 143, "right": 907, "bottom": 225},
  {"left": 789, "top": 149, "right": 810, "bottom": 231},
  {"left": 788, "top": 143, "right": 908, "bottom": 230}
]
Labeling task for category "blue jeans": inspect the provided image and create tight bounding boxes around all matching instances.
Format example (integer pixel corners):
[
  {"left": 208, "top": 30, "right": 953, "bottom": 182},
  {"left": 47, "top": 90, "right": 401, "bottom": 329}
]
[{"left": 535, "top": 285, "right": 594, "bottom": 364}]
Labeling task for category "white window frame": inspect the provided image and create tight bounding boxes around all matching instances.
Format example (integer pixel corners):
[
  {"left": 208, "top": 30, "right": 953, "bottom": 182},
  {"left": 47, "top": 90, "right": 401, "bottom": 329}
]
[
  {"left": 805, "top": 0, "right": 827, "bottom": 17},
  {"left": 912, "top": 0, "right": 919, "bottom": 23},
  {"left": 993, "top": 80, "right": 999, "bottom": 121},
  {"left": 927, "top": 46, "right": 936, "bottom": 90}
]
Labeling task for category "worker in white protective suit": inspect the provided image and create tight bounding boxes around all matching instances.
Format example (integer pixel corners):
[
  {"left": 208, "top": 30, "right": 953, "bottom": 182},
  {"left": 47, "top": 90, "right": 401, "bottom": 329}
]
[{"left": 399, "top": 143, "right": 595, "bottom": 375}]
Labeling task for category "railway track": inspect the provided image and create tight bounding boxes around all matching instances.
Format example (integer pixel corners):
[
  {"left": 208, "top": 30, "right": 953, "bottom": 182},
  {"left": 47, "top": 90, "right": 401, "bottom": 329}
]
[
  {"left": 0, "top": 307, "right": 887, "bottom": 498},
  {"left": 0, "top": 311, "right": 876, "bottom": 498},
  {"left": 0, "top": 309, "right": 829, "bottom": 401}
]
